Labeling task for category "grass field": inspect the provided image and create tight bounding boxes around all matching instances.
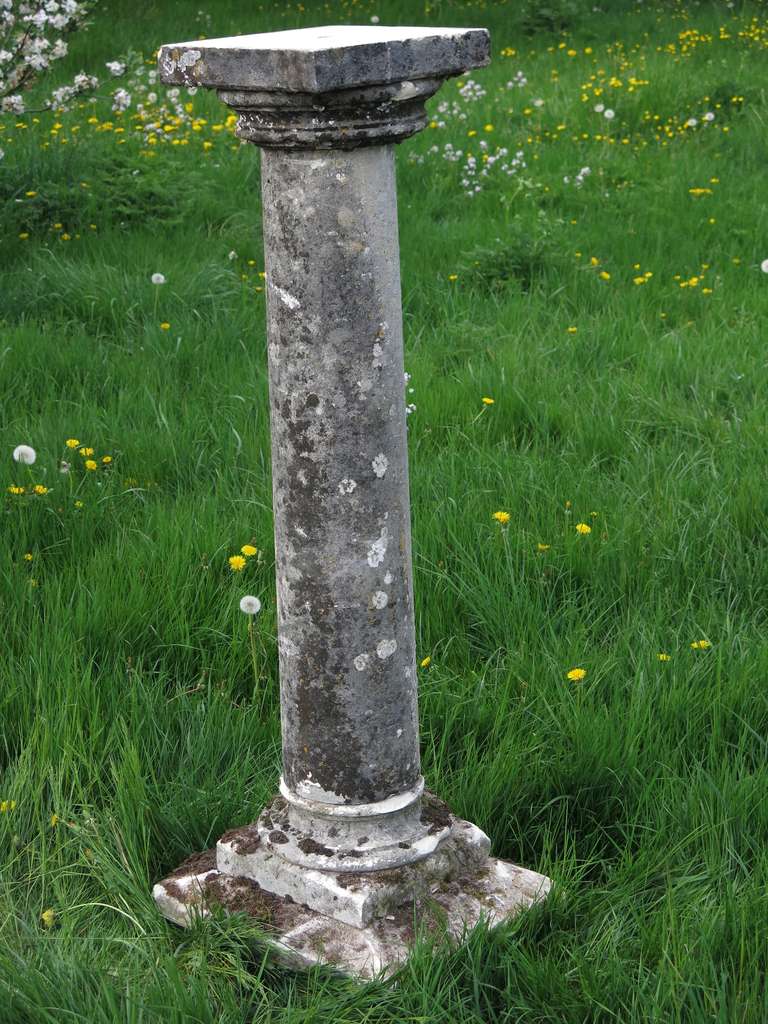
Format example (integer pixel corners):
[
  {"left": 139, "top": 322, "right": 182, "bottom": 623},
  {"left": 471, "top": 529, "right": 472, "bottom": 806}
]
[{"left": 1, "top": 0, "right": 768, "bottom": 1019}]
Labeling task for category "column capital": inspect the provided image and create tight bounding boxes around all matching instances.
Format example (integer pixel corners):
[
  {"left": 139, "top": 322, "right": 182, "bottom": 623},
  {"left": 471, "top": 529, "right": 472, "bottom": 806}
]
[{"left": 158, "top": 25, "right": 490, "bottom": 149}]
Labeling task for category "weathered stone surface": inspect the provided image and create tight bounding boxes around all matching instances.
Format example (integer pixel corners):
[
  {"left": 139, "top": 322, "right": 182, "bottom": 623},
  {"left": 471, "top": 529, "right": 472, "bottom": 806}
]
[
  {"left": 218, "top": 804, "right": 489, "bottom": 927},
  {"left": 253, "top": 786, "right": 452, "bottom": 873},
  {"left": 158, "top": 25, "right": 490, "bottom": 94},
  {"left": 261, "top": 142, "right": 419, "bottom": 817},
  {"left": 154, "top": 813, "right": 551, "bottom": 980},
  {"left": 158, "top": 26, "right": 490, "bottom": 148},
  {"left": 154, "top": 23, "right": 553, "bottom": 977}
]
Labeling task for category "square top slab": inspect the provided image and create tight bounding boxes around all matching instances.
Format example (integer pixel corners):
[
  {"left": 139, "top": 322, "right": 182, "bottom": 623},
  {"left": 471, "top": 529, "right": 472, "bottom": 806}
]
[{"left": 158, "top": 25, "right": 490, "bottom": 95}]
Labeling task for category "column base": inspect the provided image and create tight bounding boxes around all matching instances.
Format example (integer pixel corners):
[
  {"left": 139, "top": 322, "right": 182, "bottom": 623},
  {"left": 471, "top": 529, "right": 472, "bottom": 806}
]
[{"left": 153, "top": 796, "right": 551, "bottom": 980}]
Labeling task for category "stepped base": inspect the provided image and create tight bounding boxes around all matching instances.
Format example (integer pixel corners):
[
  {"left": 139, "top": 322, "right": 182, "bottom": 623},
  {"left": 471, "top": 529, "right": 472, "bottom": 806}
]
[{"left": 153, "top": 802, "right": 551, "bottom": 979}]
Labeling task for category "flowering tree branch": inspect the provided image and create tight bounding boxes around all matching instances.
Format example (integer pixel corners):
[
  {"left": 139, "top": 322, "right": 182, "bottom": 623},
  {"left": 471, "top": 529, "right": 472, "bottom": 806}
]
[{"left": 0, "top": 0, "right": 98, "bottom": 115}]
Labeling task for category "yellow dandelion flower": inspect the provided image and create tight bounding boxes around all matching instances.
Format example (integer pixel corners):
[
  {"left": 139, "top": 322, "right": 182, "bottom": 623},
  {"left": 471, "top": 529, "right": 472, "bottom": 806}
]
[
  {"left": 566, "top": 668, "right": 587, "bottom": 681},
  {"left": 447, "top": 273, "right": 458, "bottom": 281},
  {"left": 23, "top": 553, "right": 33, "bottom": 561},
  {"left": 241, "top": 544, "right": 258, "bottom": 557},
  {"left": 575, "top": 522, "right": 592, "bottom": 535},
  {"left": 229, "top": 555, "right": 247, "bottom": 572},
  {"left": 101, "top": 455, "right": 112, "bottom": 464},
  {"left": 33, "top": 485, "right": 49, "bottom": 495},
  {"left": 567, "top": 326, "right": 578, "bottom": 333},
  {"left": 7, "top": 486, "right": 25, "bottom": 495},
  {"left": 0, "top": 800, "right": 16, "bottom": 812},
  {"left": 657, "top": 653, "right": 671, "bottom": 662},
  {"left": 50, "top": 814, "right": 59, "bottom": 827},
  {"left": 78, "top": 447, "right": 94, "bottom": 457},
  {"left": 537, "top": 543, "right": 551, "bottom": 552},
  {"left": 41, "top": 909, "right": 56, "bottom": 929},
  {"left": 160, "top": 322, "right": 171, "bottom": 331},
  {"left": 690, "top": 639, "right": 711, "bottom": 650},
  {"left": 492, "top": 511, "right": 511, "bottom": 524},
  {"left": 84, "top": 460, "right": 98, "bottom": 471},
  {"left": 481, "top": 396, "right": 495, "bottom": 405},
  {"left": 18, "top": 232, "right": 29, "bottom": 240},
  {"left": 599, "top": 270, "right": 611, "bottom": 281},
  {"left": 65, "top": 438, "right": 80, "bottom": 449},
  {"left": 74, "top": 500, "right": 84, "bottom": 509},
  {"left": 420, "top": 656, "right": 432, "bottom": 669}
]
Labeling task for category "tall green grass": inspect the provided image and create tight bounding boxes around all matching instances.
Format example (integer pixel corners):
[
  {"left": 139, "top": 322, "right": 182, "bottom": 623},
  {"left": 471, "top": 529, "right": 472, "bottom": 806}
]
[{"left": 0, "top": 0, "right": 767, "bottom": 1020}]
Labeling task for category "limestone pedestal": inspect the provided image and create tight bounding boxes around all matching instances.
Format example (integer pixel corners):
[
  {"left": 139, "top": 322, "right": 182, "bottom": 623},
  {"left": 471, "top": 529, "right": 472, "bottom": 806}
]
[
  {"left": 153, "top": 794, "right": 550, "bottom": 979},
  {"left": 155, "top": 25, "right": 551, "bottom": 978}
]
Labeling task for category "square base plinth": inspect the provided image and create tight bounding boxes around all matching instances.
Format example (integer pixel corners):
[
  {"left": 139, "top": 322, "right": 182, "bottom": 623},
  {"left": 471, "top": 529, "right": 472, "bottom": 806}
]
[{"left": 154, "top": 815, "right": 551, "bottom": 980}]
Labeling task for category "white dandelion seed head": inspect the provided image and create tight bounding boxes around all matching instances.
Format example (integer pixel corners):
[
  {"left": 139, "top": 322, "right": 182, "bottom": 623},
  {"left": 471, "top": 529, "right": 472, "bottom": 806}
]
[
  {"left": 703, "top": 111, "right": 715, "bottom": 122},
  {"left": 593, "top": 103, "right": 605, "bottom": 113},
  {"left": 151, "top": 272, "right": 166, "bottom": 285},
  {"left": 603, "top": 108, "right": 615, "bottom": 120},
  {"left": 13, "top": 445, "right": 36, "bottom": 465},
  {"left": 686, "top": 117, "right": 698, "bottom": 128},
  {"left": 761, "top": 259, "right": 768, "bottom": 274},
  {"left": 239, "top": 595, "right": 262, "bottom": 615},
  {"left": 228, "top": 250, "right": 237, "bottom": 261},
  {"left": 370, "top": 14, "right": 380, "bottom": 23},
  {"left": 59, "top": 461, "right": 70, "bottom": 474}
]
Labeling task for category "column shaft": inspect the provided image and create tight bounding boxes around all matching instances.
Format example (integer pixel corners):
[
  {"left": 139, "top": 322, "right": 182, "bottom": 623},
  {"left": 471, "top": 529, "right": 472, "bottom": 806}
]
[{"left": 261, "top": 146, "right": 420, "bottom": 809}]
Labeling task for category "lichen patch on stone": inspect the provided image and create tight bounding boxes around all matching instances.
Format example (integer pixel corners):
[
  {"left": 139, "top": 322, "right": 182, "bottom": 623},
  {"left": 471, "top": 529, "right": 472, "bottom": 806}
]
[
  {"left": 376, "top": 638, "right": 397, "bottom": 660},
  {"left": 367, "top": 527, "right": 388, "bottom": 567},
  {"left": 271, "top": 283, "right": 302, "bottom": 310}
]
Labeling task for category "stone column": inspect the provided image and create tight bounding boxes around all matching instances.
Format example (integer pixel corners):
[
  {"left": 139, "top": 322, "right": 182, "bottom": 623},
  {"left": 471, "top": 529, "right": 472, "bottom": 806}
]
[
  {"left": 261, "top": 142, "right": 432, "bottom": 873},
  {"left": 153, "top": 26, "right": 551, "bottom": 979}
]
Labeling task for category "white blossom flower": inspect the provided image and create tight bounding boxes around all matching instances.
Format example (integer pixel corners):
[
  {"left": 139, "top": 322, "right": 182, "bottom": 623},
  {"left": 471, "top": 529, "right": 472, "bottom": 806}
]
[
  {"left": 1, "top": 94, "right": 25, "bottom": 114},
  {"left": 112, "top": 88, "right": 131, "bottom": 112},
  {"left": 239, "top": 595, "right": 262, "bottom": 615},
  {"left": 13, "top": 444, "right": 36, "bottom": 465},
  {"left": 151, "top": 272, "right": 166, "bottom": 285},
  {"left": 73, "top": 72, "right": 98, "bottom": 91}
]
